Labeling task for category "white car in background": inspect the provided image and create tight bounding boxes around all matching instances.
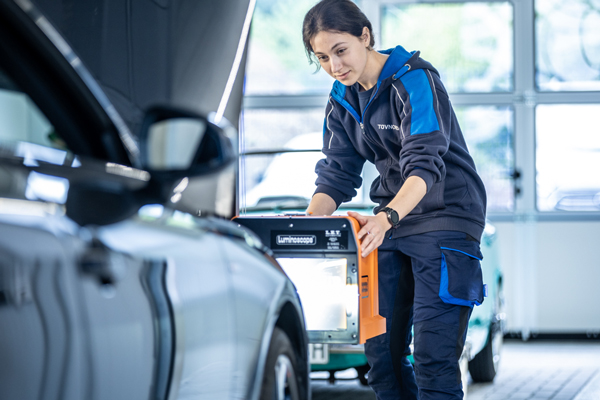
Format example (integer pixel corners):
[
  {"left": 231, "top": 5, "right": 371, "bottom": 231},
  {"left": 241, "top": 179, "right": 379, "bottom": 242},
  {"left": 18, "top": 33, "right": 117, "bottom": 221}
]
[{"left": 244, "top": 132, "right": 372, "bottom": 211}]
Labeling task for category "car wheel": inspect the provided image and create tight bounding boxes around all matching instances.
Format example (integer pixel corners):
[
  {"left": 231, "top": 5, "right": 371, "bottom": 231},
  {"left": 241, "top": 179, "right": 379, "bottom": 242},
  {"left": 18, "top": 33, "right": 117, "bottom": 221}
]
[
  {"left": 260, "top": 327, "right": 301, "bottom": 400},
  {"left": 469, "top": 285, "right": 504, "bottom": 382},
  {"left": 355, "top": 364, "right": 370, "bottom": 386}
]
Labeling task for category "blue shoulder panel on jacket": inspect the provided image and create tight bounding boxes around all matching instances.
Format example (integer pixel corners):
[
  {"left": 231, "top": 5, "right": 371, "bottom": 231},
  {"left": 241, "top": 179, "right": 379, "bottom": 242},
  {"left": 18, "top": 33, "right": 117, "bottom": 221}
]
[{"left": 400, "top": 69, "right": 440, "bottom": 135}]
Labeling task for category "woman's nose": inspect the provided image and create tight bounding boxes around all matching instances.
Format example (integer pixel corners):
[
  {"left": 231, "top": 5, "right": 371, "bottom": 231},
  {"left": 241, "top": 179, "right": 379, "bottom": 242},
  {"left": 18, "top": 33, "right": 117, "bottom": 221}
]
[{"left": 330, "top": 56, "right": 342, "bottom": 73}]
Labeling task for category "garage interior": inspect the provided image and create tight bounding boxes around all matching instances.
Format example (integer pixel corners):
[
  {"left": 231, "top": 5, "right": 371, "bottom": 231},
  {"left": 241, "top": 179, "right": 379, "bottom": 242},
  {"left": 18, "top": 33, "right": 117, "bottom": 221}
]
[{"left": 1, "top": 0, "right": 599, "bottom": 399}]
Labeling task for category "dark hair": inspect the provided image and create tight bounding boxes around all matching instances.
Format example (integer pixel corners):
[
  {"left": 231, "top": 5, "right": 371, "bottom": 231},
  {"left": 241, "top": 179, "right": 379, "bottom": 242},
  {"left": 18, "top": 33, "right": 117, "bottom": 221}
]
[{"left": 302, "top": 0, "right": 375, "bottom": 68}]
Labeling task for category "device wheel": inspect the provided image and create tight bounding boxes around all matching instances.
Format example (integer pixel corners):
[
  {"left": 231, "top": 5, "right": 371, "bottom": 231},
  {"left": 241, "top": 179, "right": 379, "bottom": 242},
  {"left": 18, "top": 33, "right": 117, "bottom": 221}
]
[
  {"left": 260, "top": 327, "right": 301, "bottom": 400},
  {"left": 469, "top": 285, "right": 504, "bottom": 382},
  {"left": 355, "top": 364, "right": 370, "bottom": 386}
]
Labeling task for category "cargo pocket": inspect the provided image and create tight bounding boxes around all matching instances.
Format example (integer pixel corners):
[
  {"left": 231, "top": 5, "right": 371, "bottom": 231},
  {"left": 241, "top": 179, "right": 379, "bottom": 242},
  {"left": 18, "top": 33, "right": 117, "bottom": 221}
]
[{"left": 439, "top": 240, "right": 484, "bottom": 307}]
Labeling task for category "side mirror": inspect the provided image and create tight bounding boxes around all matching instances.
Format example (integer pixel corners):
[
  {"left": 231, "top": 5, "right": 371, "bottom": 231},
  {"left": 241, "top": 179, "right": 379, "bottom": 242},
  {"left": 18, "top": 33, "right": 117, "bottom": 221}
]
[
  {"left": 139, "top": 106, "right": 235, "bottom": 176},
  {"left": 138, "top": 106, "right": 237, "bottom": 218}
]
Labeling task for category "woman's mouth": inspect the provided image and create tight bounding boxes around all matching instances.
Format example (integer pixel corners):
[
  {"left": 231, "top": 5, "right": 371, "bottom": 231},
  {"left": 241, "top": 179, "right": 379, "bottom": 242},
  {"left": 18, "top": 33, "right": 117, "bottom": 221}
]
[{"left": 336, "top": 71, "right": 350, "bottom": 80}]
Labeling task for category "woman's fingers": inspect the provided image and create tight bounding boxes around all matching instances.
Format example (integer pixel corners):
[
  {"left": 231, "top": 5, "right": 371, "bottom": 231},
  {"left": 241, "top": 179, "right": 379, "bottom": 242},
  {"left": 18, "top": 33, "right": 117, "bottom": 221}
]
[
  {"left": 347, "top": 211, "right": 367, "bottom": 226},
  {"left": 357, "top": 224, "right": 373, "bottom": 240},
  {"left": 347, "top": 211, "right": 386, "bottom": 256},
  {"left": 360, "top": 225, "right": 383, "bottom": 256},
  {"left": 348, "top": 211, "right": 371, "bottom": 240},
  {"left": 362, "top": 233, "right": 380, "bottom": 256}
]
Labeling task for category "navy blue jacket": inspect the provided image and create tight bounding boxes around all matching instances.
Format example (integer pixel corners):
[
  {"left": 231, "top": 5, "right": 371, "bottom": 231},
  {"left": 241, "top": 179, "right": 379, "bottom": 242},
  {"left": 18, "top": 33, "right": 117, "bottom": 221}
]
[{"left": 314, "top": 45, "right": 487, "bottom": 240}]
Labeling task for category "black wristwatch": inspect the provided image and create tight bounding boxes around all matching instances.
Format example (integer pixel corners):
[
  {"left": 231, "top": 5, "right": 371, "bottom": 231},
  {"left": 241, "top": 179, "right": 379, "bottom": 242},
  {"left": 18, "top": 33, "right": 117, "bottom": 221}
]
[{"left": 381, "top": 207, "right": 400, "bottom": 228}]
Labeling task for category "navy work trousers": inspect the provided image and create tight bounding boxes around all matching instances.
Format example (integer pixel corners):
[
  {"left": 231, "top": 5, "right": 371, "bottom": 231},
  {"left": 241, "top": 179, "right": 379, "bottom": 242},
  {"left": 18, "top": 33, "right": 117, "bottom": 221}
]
[{"left": 364, "top": 230, "right": 477, "bottom": 400}]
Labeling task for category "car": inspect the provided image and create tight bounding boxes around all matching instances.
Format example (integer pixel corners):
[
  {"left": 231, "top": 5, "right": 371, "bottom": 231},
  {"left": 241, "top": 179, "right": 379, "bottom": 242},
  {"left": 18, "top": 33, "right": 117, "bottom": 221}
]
[
  {"left": 241, "top": 132, "right": 506, "bottom": 392},
  {"left": 546, "top": 187, "right": 600, "bottom": 211},
  {"left": 0, "top": 1, "right": 309, "bottom": 399}
]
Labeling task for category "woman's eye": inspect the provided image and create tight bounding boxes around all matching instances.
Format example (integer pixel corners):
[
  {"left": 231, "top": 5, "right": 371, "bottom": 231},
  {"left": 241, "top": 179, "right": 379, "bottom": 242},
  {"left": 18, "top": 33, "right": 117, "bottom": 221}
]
[{"left": 337, "top": 48, "right": 346, "bottom": 55}]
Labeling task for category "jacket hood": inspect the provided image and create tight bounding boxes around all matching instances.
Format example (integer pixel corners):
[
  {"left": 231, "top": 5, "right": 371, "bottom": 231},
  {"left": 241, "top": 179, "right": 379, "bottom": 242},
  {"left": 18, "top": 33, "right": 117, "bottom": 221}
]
[{"left": 331, "top": 45, "right": 439, "bottom": 101}]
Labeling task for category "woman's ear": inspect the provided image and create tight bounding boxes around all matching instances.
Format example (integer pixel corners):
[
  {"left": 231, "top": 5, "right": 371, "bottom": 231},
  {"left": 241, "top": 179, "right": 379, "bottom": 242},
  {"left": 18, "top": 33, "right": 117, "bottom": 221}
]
[{"left": 362, "top": 26, "right": 371, "bottom": 48}]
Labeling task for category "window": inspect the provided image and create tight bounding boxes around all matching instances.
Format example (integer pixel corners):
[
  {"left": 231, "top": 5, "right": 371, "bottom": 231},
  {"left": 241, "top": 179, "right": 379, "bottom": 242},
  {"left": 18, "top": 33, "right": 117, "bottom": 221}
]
[
  {"left": 456, "top": 106, "right": 514, "bottom": 212},
  {"left": 536, "top": 104, "right": 600, "bottom": 211},
  {"left": 0, "top": 68, "right": 69, "bottom": 164},
  {"left": 381, "top": 2, "right": 514, "bottom": 93},
  {"left": 244, "top": 0, "right": 334, "bottom": 95},
  {"left": 534, "top": 0, "right": 600, "bottom": 212},
  {"left": 0, "top": 67, "right": 72, "bottom": 205},
  {"left": 239, "top": 108, "right": 325, "bottom": 209},
  {"left": 239, "top": 107, "right": 374, "bottom": 211},
  {"left": 536, "top": 0, "right": 600, "bottom": 92}
]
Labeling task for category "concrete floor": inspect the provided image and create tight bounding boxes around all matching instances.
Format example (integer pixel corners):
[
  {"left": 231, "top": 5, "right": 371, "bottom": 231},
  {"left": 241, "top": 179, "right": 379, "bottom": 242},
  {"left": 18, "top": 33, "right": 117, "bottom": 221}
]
[{"left": 310, "top": 340, "right": 600, "bottom": 400}]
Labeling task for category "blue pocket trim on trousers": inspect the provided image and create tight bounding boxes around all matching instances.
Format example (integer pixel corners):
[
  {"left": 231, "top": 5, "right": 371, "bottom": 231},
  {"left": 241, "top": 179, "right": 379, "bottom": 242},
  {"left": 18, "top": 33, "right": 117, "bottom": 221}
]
[{"left": 439, "top": 246, "right": 484, "bottom": 307}]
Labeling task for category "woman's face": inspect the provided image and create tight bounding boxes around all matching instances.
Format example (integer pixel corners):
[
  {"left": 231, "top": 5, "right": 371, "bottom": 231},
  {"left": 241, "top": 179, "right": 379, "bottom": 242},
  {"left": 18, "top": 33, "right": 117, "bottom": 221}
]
[{"left": 311, "top": 29, "right": 370, "bottom": 86}]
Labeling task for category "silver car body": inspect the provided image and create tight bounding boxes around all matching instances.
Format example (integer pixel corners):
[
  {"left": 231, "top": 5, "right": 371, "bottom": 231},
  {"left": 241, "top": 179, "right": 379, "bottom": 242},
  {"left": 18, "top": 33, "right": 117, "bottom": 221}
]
[{"left": 0, "top": 0, "right": 309, "bottom": 399}]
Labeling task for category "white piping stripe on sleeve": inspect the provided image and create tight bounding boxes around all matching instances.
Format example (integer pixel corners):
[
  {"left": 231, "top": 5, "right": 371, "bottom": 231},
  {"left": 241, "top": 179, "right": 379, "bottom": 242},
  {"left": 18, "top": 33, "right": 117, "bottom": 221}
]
[
  {"left": 391, "top": 83, "right": 406, "bottom": 140},
  {"left": 426, "top": 70, "right": 441, "bottom": 127},
  {"left": 327, "top": 97, "right": 335, "bottom": 149}
]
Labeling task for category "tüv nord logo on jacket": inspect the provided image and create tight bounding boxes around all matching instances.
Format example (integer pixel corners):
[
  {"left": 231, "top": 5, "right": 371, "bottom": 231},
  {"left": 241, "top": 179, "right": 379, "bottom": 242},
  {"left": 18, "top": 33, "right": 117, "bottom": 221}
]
[
  {"left": 377, "top": 124, "right": 400, "bottom": 131},
  {"left": 276, "top": 235, "right": 317, "bottom": 245}
]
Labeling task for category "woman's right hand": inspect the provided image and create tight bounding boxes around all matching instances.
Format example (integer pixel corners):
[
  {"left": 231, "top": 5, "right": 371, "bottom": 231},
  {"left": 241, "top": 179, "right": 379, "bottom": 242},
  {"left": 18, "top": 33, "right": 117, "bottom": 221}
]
[{"left": 306, "top": 193, "right": 337, "bottom": 216}]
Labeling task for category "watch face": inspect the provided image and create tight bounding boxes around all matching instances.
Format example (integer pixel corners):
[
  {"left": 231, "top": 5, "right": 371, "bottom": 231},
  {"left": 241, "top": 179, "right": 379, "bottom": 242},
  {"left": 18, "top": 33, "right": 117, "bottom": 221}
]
[
  {"left": 385, "top": 207, "right": 399, "bottom": 226},
  {"left": 389, "top": 209, "right": 399, "bottom": 225}
]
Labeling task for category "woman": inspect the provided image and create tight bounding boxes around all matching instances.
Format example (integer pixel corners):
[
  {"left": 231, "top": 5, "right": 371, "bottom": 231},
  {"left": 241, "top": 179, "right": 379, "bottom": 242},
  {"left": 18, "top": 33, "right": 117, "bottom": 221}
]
[{"left": 303, "top": 1, "right": 487, "bottom": 399}]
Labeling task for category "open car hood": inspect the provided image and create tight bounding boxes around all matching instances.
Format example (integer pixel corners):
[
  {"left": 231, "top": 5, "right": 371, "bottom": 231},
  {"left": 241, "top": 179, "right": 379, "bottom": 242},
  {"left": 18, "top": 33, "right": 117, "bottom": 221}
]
[{"left": 32, "top": 0, "right": 253, "bottom": 133}]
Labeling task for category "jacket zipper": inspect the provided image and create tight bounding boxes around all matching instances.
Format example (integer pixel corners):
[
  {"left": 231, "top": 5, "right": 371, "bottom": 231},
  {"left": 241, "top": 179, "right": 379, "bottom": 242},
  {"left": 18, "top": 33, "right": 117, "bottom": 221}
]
[
  {"left": 335, "top": 86, "right": 399, "bottom": 197},
  {"left": 333, "top": 88, "right": 381, "bottom": 148},
  {"left": 360, "top": 86, "right": 378, "bottom": 139},
  {"left": 362, "top": 86, "right": 378, "bottom": 122}
]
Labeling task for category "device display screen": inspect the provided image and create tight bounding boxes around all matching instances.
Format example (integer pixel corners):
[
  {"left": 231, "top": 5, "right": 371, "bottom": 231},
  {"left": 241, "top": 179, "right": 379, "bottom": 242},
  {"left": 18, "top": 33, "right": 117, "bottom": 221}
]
[{"left": 277, "top": 257, "right": 358, "bottom": 331}]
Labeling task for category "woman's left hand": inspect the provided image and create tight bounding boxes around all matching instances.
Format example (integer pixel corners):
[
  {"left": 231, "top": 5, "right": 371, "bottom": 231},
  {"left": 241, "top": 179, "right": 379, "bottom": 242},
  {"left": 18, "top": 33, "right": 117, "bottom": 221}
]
[{"left": 347, "top": 211, "right": 391, "bottom": 257}]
